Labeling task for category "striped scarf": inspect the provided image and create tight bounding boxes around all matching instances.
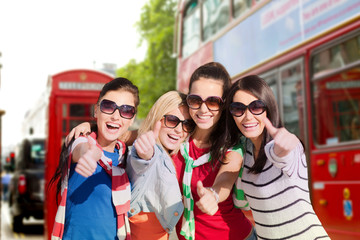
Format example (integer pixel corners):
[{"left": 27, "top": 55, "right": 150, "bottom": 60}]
[
  {"left": 51, "top": 133, "right": 131, "bottom": 240},
  {"left": 180, "top": 138, "right": 249, "bottom": 240},
  {"left": 232, "top": 139, "right": 250, "bottom": 210},
  {"left": 179, "top": 138, "right": 211, "bottom": 240}
]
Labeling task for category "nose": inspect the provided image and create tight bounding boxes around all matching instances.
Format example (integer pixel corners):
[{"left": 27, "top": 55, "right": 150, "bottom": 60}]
[
  {"left": 199, "top": 101, "right": 209, "bottom": 112},
  {"left": 174, "top": 123, "right": 183, "bottom": 133},
  {"left": 243, "top": 108, "right": 253, "bottom": 119},
  {"left": 111, "top": 109, "right": 121, "bottom": 120}
]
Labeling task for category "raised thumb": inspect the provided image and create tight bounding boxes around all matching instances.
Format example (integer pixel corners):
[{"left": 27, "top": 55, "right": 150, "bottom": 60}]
[{"left": 197, "top": 181, "right": 206, "bottom": 197}]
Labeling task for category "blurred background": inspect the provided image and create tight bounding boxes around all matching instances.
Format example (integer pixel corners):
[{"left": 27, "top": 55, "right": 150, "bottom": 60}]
[{"left": 0, "top": 0, "right": 359, "bottom": 239}]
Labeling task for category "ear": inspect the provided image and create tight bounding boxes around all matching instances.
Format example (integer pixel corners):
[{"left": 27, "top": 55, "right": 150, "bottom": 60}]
[{"left": 94, "top": 104, "right": 98, "bottom": 118}]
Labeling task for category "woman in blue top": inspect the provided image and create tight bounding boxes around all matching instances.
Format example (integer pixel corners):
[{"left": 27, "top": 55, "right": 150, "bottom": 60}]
[{"left": 50, "top": 77, "right": 139, "bottom": 240}]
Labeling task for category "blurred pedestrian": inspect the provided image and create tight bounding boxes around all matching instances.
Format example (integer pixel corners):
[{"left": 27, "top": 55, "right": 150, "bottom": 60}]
[{"left": 2, "top": 170, "right": 11, "bottom": 201}]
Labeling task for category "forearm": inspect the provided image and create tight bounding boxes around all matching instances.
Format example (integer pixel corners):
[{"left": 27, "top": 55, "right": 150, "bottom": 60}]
[
  {"left": 212, "top": 151, "right": 242, "bottom": 202},
  {"left": 212, "top": 170, "right": 238, "bottom": 203}
]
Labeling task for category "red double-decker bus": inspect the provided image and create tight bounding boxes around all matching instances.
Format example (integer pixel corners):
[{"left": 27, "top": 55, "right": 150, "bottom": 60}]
[
  {"left": 40, "top": 69, "right": 113, "bottom": 240},
  {"left": 174, "top": 0, "right": 360, "bottom": 239}
]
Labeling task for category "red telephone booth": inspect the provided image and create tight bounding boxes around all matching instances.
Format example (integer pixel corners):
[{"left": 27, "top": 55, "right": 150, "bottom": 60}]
[{"left": 44, "top": 69, "right": 113, "bottom": 240}]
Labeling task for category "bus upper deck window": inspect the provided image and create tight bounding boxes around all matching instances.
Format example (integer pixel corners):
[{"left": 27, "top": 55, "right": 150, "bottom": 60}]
[
  {"left": 202, "top": 0, "right": 230, "bottom": 41},
  {"left": 312, "top": 35, "right": 360, "bottom": 78},
  {"left": 233, "top": 0, "right": 251, "bottom": 18},
  {"left": 182, "top": 0, "right": 200, "bottom": 58}
]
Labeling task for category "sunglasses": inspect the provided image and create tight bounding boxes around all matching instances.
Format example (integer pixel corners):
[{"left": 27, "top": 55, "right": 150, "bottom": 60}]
[
  {"left": 99, "top": 99, "right": 136, "bottom": 119},
  {"left": 230, "top": 100, "right": 266, "bottom": 117},
  {"left": 186, "top": 94, "right": 223, "bottom": 111},
  {"left": 163, "top": 115, "right": 196, "bottom": 133}
]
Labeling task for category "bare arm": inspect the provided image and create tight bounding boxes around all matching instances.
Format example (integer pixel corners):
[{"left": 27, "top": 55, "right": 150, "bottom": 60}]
[{"left": 196, "top": 151, "right": 242, "bottom": 215}]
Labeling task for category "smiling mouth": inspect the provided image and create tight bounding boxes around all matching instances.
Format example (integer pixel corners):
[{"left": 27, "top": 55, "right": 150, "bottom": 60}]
[
  {"left": 196, "top": 114, "right": 211, "bottom": 120},
  {"left": 106, "top": 123, "right": 120, "bottom": 130},
  {"left": 243, "top": 123, "right": 258, "bottom": 129},
  {"left": 168, "top": 134, "right": 180, "bottom": 141}
]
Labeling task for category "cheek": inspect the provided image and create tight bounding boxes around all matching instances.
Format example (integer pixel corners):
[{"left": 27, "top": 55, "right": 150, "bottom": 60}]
[
  {"left": 179, "top": 132, "right": 188, "bottom": 142},
  {"left": 158, "top": 128, "right": 168, "bottom": 145},
  {"left": 189, "top": 108, "right": 197, "bottom": 119}
]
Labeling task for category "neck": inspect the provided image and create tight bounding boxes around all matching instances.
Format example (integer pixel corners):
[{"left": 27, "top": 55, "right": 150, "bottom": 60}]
[
  {"left": 250, "top": 137, "right": 262, "bottom": 160},
  {"left": 192, "top": 128, "right": 212, "bottom": 148},
  {"left": 97, "top": 136, "right": 116, "bottom": 152}
]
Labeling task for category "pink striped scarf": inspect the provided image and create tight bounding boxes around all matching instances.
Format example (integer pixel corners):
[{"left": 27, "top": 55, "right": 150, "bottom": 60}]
[{"left": 51, "top": 132, "right": 131, "bottom": 240}]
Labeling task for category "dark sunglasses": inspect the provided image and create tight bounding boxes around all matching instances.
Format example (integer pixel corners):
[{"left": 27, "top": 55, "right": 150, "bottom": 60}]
[
  {"left": 186, "top": 94, "right": 223, "bottom": 111},
  {"left": 230, "top": 100, "right": 266, "bottom": 117},
  {"left": 99, "top": 99, "right": 136, "bottom": 119},
  {"left": 163, "top": 115, "right": 196, "bottom": 133}
]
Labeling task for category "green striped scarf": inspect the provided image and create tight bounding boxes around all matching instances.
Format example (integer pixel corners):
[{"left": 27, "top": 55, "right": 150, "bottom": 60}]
[
  {"left": 179, "top": 138, "right": 249, "bottom": 240},
  {"left": 179, "top": 139, "right": 211, "bottom": 240},
  {"left": 232, "top": 139, "right": 250, "bottom": 210}
]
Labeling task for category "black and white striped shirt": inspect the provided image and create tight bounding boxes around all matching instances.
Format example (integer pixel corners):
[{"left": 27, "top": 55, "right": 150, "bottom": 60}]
[{"left": 241, "top": 140, "right": 330, "bottom": 240}]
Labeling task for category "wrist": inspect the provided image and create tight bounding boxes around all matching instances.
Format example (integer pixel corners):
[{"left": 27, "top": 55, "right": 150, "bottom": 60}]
[{"left": 206, "top": 187, "right": 219, "bottom": 203}]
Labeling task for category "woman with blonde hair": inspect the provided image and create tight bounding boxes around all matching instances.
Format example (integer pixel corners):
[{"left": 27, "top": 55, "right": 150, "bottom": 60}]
[{"left": 127, "top": 90, "right": 196, "bottom": 240}]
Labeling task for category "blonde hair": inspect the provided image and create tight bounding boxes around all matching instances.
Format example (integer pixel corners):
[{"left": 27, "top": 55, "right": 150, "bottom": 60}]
[
  {"left": 139, "top": 91, "right": 187, "bottom": 134},
  {"left": 139, "top": 91, "right": 187, "bottom": 154}
]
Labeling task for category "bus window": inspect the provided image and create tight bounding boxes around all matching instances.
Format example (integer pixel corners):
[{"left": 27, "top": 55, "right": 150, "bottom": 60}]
[
  {"left": 311, "top": 33, "right": 360, "bottom": 145},
  {"left": 312, "top": 35, "right": 360, "bottom": 78},
  {"left": 182, "top": 0, "right": 201, "bottom": 58},
  {"left": 233, "top": 0, "right": 252, "bottom": 18},
  {"left": 279, "top": 60, "right": 304, "bottom": 140},
  {"left": 232, "top": 0, "right": 261, "bottom": 18},
  {"left": 261, "top": 70, "right": 278, "bottom": 103},
  {"left": 202, "top": 0, "right": 230, "bottom": 41}
]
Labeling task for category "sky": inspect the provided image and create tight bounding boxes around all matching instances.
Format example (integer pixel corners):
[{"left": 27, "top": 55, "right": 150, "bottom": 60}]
[{"left": 0, "top": 0, "right": 148, "bottom": 153}]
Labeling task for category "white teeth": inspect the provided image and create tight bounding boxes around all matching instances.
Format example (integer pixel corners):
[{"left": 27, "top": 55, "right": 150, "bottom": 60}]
[
  {"left": 168, "top": 134, "right": 180, "bottom": 140},
  {"left": 107, "top": 123, "right": 120, "bottom": 128},
  {"left": 197, "top": 115, "right": 211, "bottom": 119},
  {"left": 243, "top": 123, "right": 258, "bottom": 128}
]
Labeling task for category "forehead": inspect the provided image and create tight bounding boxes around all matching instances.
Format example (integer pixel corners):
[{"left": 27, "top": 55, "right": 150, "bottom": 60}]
[
  {"left": 233, "top": 90, "right": 258, "bottom": 103},
  {"left": 100, "top": 89, "right": 135, "bottom": 106},
  {"left": 166, "top": 105, "right": 190, "bottom": 120},
  {"left": 190, "top": 77, "right": 223, "bottom": 98}
]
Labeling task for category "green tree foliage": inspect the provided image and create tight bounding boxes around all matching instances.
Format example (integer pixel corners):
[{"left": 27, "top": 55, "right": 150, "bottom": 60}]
[{"left": 116, "top": 0, "right": 177, "bottom": 119}]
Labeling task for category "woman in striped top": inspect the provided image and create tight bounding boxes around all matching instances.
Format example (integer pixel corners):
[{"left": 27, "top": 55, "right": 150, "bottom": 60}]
[{"left": 222, "top": 75, "right": 330, "bottom": 239}]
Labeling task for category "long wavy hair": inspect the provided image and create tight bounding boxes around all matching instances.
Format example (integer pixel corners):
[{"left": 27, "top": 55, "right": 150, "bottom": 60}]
[
  {"left": 223, "top": 75, "right": 282, "bottom": 173},
  {"left": 48, "top": 77, "right": 139, "bottom": 203},
  {"left": 188, "top": 62, "right": 232, "bottom": 165}
]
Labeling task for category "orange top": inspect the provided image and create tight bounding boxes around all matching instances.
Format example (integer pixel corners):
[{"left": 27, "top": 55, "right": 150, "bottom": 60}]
[{"left": 129, "top": 211, "right": 169, "bottom": 240}]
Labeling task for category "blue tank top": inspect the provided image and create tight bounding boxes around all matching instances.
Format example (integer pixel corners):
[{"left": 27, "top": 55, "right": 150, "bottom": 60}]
[{"left": 63, "top": 149, "right": 120, "bottom": 240}]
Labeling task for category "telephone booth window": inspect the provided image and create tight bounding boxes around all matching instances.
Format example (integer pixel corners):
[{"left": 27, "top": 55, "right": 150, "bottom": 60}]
[{"left": 61, "top": 102, "right": 95, "bottom": 139}]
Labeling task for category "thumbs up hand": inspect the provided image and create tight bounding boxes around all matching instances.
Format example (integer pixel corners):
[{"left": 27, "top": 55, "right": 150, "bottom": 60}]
[
  {"left": 263, "top": 117, "right": 299, "bottom": 157},
  {"left": 196, "top": 181, "right": 219, "bottom": 216},
  {"left": 134, "top": 121, "right": 161, "bottom": 160},
  {"left": 75, "top": 136, "right": 102, "bottom": 178}
]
